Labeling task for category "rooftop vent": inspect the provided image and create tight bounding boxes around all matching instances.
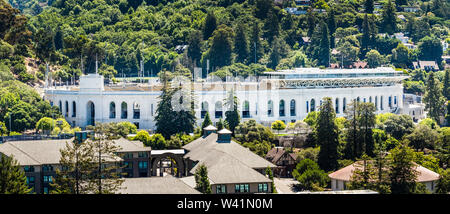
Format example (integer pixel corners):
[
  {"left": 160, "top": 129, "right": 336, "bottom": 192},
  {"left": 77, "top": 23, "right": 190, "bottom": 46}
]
[
  {"left": 217, "top": 129, "right": 232, "bottom": 143},
  {"left": 203, "top": 125, "right": 218, "bottom": 138}
]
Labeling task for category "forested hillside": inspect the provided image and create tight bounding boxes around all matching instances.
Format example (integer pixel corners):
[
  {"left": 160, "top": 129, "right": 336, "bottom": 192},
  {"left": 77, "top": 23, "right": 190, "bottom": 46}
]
[{"left": 3, "top": 0, "right": 448, "bottom": 84}]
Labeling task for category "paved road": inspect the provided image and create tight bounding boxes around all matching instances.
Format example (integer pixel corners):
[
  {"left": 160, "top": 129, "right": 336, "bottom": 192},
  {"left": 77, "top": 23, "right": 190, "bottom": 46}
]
[{"left": 274, "top": 178, "right": 299, "bottom": 194}]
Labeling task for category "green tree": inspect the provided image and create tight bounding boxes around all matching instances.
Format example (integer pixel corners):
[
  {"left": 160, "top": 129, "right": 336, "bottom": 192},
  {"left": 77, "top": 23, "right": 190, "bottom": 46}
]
[
  {"left": 147, "top": 133, "right": 167, "bottom": 150},
  {"left": 265, "top": 166, "right": 276, "bottom": 193},
  {"left": 317, "top": 21, "right": 330, "bottom": 67},
  {"left": 443, "top": 70, "right": 449, "bottom": 100},
  {"left": 36, "top": 117, "right": 56, "bottom": 135},
  {"left": 405, "top": 124, "right": 440, "bottom": 151},
  {"left": 201, "top": 112, "right": 212, "bottom": 135},
  {"left": 366, "top": 50, "right": 383, "bottom": 68},
  {"left": 423, "top": 72, "right": 446, "bottom": 125},
  {"left": 203, "top": 11, "right": 217, "bottom": 40},
  {"left": 133, "top": 130, "right": 151, "bottom": 145},
  {"left": 382, "top": 114, "right": 415, "bottom": 140},
  {"left": 194, "top": 164, "right": 211, "bottom": 194},
  {"left": 327, "top": 8, "right": 336, "bottom": 48},
  {"left": 224, "top": 89, "right": 240, "bottom": 134},
  {"left": 271, "top": 120, "right": 286, "bottom": 135},
  {"left": 316, "top": 97, "right": 339, "bottom": 171},
  {"left": 364, "top": 0, "right": 374, "bottom": 14},
  {"left": 381, "top": 0, "right": 397, "bottom": 35},
  {"left": 235, "top": 119, "right": 274, "bottom": 156},
  {"left": 418, "top": 36, "right": 443, "bottom": 64},
  {"left": 208, "top": 25, "right": 234, "bottom": 69},
  {"left": 51, "top": 140, "right": 96, "bottom": 194},
  {"left": 234, "top": 23, "right": 249, "bottom": 64},
  {"left": 391, "top": 43, "right": 410, "bottom": 68},
  {"left": 436, "top": 169, "right": 450, "bottom": 194},
  {"left": 187, "top": 30, "right": 203, "bottom": 67},
  {"left": 249, "top": 22, "right": 263, "bottom": 64},
  {"left": 388, "top": 143, "right": 418, "bottom": 194},
  {"left": 0, "top": 155, "right": 31, "bottom": 194},
  {"left": 292, "top": 159, "right": 329, "bottom": 191}
]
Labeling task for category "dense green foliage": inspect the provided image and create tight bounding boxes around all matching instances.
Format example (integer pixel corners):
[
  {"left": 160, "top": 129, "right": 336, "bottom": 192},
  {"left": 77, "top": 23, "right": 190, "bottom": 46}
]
[{"left": 0, "top": 155, "right": 31, "bottom": 194}]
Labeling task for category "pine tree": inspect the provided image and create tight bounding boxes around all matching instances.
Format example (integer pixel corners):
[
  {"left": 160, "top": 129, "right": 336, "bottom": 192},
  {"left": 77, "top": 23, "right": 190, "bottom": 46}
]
[
  {"left": 381, "top": 0, "right": 397, "bottom": 35},
  {"left": 443, "top": 70, "right": 450, "bottom": 100},
  {"left": 265, "top": 166, "right": 277, "bottom": 193},
  {"left": 234, "top": 23, "right": 249, "bottom": 64},
  {"left": 388, "top": 143, "right": 418, "bottom": 194},
  {"left": 201, "top": 112, "right": 212, "bottom": 135},
  {"left": 195, "top": 164, "right": 211, "bottom": 194},
  {"left": 365, "top": 0, "right": 374, "bottom": 14},
  {"left": 208, "top": 25, "right": 234, "bottom": 69},
  {"left": 89, "top": 123, "right": 125, "bottom": 194},
  {"left": 327, "top": 8, "right": 336, "bottom": 49},
  {"left": 51, "top": 140, "right": 97, "bottom": 194},
  {"left": 187, "top": 30, "right": 202, "bottom": 67},
  {"left": 344, "top": 101, "right": 362, "bottom": 159},
  {"left": 224, "top": 89, "right": 240, "bottom": 135},
  {"left": 423, "top": 72, "right": 446, "bottom": 125},
  {"left": 316, "top": 97, "right": 339, "bottom": 171},
  {"left": 249, "top": 21, "right": 263, "bottom": 64},
  {"left": 264, "top": 9, "right": 280, "bottom": 44},
  {"left": 203, "top": 11, "right": 217, "bottom": 40},
  {"left": 0, "top": 155, "right": 31, "bottom": 194},
  {"left": 361, "top": 14, "right": 371, "bottom": 56},
  {"left": 358, "top": 102, "right": 376, "bottom": 157},
  {"left": 317, "top": 21, "right": 330, "bottom": 67}
]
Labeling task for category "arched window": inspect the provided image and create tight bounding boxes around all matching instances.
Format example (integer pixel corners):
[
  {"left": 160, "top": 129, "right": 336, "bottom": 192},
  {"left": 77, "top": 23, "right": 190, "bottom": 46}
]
[
  {"left": 369, "top": 96, "right": 372, "bottom": 103},
  {"left": 133, "top": 102, "right": 140, "bottom": 119},
  {"left": 306, "top": 101, "right": 309, "bottom": 113},
  {"left": 356, "top": 97, "right": 360, "bottom": 102},
  {"left": 72, "top": 101, "right": 76, "bottom": 117},
  {"left": 290, "top": 99, "right": 296, "bottom": 116},
  {"left": 268, "top": 100, "right": 273, "bottom": 117},
  {"left": 375, "top": 96, "right": 378, "bottom": 110},
  {"left": 121, "top": 102, "right": 128, "bottom": 119},
  {"left": 343, "top": 98, "right": 347, "bottom": 112},
  {"left": 110, "top": 102, "right": 116, "bottom": 118},
  {"left": 279, "top": 100, "right": 285, "bottom": 117},
  {"left": 243, "top": 101, "right": 250, "bottom": 118},
  {"left": 215, "top": 101, "right": 223, "bottom": 118},
  {"left": 380, "top": 96, "right": 384, "bottom": 110},
  {"left": 335, "top": 98, "right": 339, "bottom": 113},
  {"left": 65, "top": 101, "right": 69, "bottom": 117},
  {"left": 87, "top": 101, "right": 95, "bottom": 126},
  {"left": 394, "top": 96, "right": 397, "bottom": 106},
  {"left": 388, "top": 96, "right": 392, "bottom": 108},
  {"left": 201, "top": 101, "right": 208, "bottom": 119},
  {"left": 58, "top": 101, "right": 62, "bottom": 113},
  {"left": 310, "top": 99, "right": 315, "bottom": 112},
  {"left": 363, "top": 98, "right": 366, "bottom": 103}
]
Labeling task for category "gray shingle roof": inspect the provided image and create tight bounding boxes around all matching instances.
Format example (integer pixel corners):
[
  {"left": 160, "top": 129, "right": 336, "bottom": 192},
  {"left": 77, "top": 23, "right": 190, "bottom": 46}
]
[
  {"left": 119, "top": 176, "right": 200, "bottom": 194},
  {"left": 183, "top": 133, "right": 275, "bottom": 184},
  {"left": 0, "top": 138, "right": 150, "bottom": 165}
]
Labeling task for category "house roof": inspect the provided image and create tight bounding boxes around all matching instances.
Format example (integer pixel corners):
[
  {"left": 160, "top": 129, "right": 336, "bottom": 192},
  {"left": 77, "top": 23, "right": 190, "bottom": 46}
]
[
  {"left": 190, "top": 150, "right": 272, "bottom": 184},
  {"left": 418, "top": 61, "right": 439, "bottom": 69},
  {"left": 184, "top": 133, "right": 276, "bottom": 169},
  {"left": 119, "top": 176, "right": 200, "bottom": 194},
  {"left": 0, "top": 138, "right": 150, "bottom": 166},
  {"left": 266, "top": 147, "right": 296, "bottom": 164},
  {"left": 183, "top": 133, "right": 275, "bottom": 184},
  {"left": 328, "top": 161, "right": 440, "bottom": 182},
  {"left": 218, "top": 129, "right": 232, "bottom": 134},
  {"left": 203, "top": 125, "right": 218, "bottom": 131}
]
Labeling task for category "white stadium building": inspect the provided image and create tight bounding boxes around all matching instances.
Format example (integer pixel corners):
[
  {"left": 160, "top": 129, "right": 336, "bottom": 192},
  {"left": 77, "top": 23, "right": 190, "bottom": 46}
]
[{"left": 44, "top": 67, "right": 423, "bottom": 130}]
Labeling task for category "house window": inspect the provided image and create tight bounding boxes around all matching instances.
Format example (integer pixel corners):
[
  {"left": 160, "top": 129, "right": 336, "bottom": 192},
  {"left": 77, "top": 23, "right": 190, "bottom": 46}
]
[
  {"left": 26, "top": 176, "right": 35, "bottom": 185},
  {"left": 123, "top": 153, "right": 133, "bottom": 159},
  {"left": 335, "top": 98, "right": 339, "bottom": 113},
  {"left": 235, "top": 184, "right": 249, "bottom": 193},
  {"left": 42, "top": 165, "right": 54, "bottom": 172},
  {"left": 138, "top": 152, "right": 148, "bottom": 158},
  {"left": 216, "top": 185, "right": 227, "bottom": 194},
  {"left": 133, "top": 102, "right": 140, "bottom": 119},
  {"left": 121, "top": 102, "right": 128, "bottom": 119},
  {"left": 43, "top": 176, "right": 53, "bottom": 183},
  {"left": 258, "top": 183, "right": 269, "bottom": 193},
  {"left": 123, "top": 161, "right": 133, "bottom": 169},
  {"left": 138, "top": 161, "right": 148, "bottom": 170},
  {"left": 24, "top": 166, "right": 35, "bottom": 172},
  {"left": 310, "top": 99, "right": 315, "bottom": 112},
  {"left": 43, "top": 187, "right": 49, "bottom": 194},
  {"left": 72, "top": 101, "right": 76, "bottom": 117}
]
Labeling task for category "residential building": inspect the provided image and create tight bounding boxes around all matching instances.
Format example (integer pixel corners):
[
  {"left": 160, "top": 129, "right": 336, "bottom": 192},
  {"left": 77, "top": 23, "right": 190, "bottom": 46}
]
[
  {"left": 182, "top": 126, "right": 276, "bottom": 194},
  {"left": 412, "top": 61, "right": 439, "bottom": 71},
  {"left": 328, "top": 161, "right": 440, "bottom": 193},
  {"left": 120, "top": 176, "right": 200, "bottom": 194},
  {"left": 265, "top": 147, "right": 297, "bottom": 177}
]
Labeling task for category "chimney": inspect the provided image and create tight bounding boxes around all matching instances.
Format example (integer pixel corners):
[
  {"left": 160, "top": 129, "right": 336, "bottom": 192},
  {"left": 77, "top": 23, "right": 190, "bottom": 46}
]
[
  {"left": 217, "top": 129, "right": 232, "bottom": 143},
  {"left": 203, "top": 125, "right": 217, "bottom": 138}
]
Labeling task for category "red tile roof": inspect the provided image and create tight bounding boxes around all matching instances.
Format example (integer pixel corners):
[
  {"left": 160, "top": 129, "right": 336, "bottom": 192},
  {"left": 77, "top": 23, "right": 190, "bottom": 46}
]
[{"left": 328, "top": 161, "right": 440, "bottom": 182}]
